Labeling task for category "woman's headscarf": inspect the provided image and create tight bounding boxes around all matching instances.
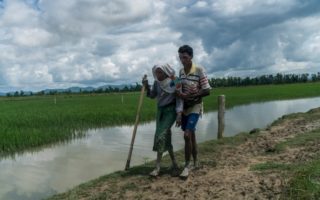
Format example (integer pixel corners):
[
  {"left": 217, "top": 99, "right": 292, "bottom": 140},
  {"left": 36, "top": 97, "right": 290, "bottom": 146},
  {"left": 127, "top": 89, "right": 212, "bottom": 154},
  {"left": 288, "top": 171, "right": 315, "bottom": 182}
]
[{"left": 152, "top": 64, "right": 176, "bottom": 93}]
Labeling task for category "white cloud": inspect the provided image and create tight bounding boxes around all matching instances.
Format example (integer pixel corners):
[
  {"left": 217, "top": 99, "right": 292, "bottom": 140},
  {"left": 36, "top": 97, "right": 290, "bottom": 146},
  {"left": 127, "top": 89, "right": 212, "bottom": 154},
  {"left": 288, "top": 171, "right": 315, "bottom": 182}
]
[
  {"left": 39, "top": 0, "right": 154, "bottom": 38},
  {"left": 211, "top": 0, "right": 297, "bottom": 16},
  {"left": 0, "top": 0, "right": 39, "bottom": 27},
  {"left": 194, "top": 1, "right": 208, "bottom": 8},
  {"left": 281, "top": 17, "right": 320, "bottom": 62},
  {"left": 4, "top": 64, "right": 53, "bottom": 88},
  {"left": 12, "top": 27, "right": 53, "bottom": 47},
  {"left": 1, "top": 0, "right": 320, "bottom": 92}
]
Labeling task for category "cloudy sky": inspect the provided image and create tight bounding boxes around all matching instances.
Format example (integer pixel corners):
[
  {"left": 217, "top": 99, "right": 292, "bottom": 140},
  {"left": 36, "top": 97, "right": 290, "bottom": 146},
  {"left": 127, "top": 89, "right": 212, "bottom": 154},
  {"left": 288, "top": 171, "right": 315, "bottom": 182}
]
[{"left": 1, "top": 0, "right": 320, "bottom": 92}]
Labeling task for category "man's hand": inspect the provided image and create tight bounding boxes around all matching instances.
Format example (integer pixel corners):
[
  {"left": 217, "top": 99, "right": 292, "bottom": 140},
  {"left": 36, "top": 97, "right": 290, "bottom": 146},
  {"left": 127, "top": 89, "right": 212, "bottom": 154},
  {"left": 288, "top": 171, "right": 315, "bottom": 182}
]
[
  {"left": 177, "top": 91, "right": 197, "bottom": 101},
  {"left": 177, "top": 89, "right": 210, "bottom": 100},
  {"left": 176, "top": 91, "right": 191, "bottom": 100}
]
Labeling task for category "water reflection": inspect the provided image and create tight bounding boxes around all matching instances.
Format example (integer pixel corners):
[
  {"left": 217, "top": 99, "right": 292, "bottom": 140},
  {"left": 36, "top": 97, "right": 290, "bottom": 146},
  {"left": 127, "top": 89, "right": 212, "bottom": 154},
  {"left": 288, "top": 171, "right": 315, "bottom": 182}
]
[
  {"left": 1, "top": 97, "right": 320, "bottom": 200},
  {"left": 0, "top": 130, "right": 87, "bottom": 160}
]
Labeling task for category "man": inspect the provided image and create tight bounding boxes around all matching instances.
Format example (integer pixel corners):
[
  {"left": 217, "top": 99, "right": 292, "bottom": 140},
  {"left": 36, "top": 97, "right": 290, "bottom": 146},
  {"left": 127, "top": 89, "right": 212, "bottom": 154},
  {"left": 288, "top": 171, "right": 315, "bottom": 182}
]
[{"left": 177, "top": 45, "right": 211, "bottom": 178}]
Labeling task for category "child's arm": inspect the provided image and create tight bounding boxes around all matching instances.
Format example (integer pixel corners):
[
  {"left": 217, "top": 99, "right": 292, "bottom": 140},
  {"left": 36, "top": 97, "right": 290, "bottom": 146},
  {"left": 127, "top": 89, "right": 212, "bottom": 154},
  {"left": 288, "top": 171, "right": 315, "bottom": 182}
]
[
  {"left": 175, "top": 97, "right": 183, "bottom": 113},
  {"left": 175, "top": 97, "right": 183, "bottom": 127}
]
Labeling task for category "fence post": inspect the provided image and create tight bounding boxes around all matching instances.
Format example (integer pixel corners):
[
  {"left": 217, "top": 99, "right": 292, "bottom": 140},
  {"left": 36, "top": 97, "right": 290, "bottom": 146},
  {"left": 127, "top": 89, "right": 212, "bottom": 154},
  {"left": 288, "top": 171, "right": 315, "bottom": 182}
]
[{"left": 217, "top": 95, "right": 225, "bottom": 139}]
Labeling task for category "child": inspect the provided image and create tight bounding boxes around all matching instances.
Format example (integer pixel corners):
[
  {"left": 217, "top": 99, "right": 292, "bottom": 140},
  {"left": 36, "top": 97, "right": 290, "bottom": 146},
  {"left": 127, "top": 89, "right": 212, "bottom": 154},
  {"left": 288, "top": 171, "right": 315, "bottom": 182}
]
[{"left": 142, "top": 64, "right": 183, "bottom": 177}]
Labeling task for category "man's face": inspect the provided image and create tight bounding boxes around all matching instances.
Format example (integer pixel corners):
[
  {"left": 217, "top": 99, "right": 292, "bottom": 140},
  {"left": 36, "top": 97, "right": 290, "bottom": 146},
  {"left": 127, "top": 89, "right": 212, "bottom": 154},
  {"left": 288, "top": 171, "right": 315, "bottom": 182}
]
[{"left": 179, "top": 52, "right": 192, "bottom": 67}]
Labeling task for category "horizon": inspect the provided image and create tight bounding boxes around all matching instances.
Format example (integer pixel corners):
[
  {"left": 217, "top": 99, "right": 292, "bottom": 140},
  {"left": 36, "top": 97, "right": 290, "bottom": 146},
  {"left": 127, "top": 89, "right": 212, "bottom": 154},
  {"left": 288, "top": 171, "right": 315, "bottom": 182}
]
[{"left": 1, "top": 71, "right": 319, "bottom": 94}]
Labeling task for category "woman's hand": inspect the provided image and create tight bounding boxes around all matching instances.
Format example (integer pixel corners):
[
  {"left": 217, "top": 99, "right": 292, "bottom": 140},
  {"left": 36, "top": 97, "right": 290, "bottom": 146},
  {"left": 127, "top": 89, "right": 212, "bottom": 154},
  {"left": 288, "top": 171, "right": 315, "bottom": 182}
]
[{"left": 142, "top": 77, "right": 148, "bottom": 87}]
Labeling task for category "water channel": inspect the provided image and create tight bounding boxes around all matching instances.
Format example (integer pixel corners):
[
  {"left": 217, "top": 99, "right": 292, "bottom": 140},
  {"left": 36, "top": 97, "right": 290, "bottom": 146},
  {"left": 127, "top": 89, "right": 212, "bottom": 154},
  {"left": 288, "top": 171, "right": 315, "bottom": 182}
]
[{"left": 1, "top": 97, "right": 320, "bottom": 200}]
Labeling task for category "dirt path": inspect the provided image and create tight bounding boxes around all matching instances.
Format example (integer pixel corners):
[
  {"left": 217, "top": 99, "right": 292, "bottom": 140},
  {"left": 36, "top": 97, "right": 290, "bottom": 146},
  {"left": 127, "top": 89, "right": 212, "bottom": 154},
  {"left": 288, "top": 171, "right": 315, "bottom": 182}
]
[{"left": 66, "top": 108, "right": 320, "bottom": 200}]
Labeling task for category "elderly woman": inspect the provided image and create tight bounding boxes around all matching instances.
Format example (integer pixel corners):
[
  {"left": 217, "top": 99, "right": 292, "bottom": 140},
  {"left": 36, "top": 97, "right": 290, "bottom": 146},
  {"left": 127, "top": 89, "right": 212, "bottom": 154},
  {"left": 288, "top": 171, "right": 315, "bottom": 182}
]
[{"left": 142, "top": 64, "right": 183, "bottom": 177}]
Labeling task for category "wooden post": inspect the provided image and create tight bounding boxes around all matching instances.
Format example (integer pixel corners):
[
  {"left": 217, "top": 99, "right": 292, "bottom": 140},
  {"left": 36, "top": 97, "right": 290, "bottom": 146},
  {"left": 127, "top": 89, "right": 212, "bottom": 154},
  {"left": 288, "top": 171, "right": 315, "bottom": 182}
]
[
  {"left": 217, "top": 95, "right": 225, "bottom": 139},
  {"left": 125, "top": 75, "right": 147, "bottom": 170}
]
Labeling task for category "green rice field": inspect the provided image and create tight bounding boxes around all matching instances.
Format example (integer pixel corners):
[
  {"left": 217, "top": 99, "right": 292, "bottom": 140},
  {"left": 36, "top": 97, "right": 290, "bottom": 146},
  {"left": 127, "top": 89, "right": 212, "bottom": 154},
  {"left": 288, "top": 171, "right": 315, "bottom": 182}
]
[{"left": 1, "top": 82, "right": 320, "bottom": 156}]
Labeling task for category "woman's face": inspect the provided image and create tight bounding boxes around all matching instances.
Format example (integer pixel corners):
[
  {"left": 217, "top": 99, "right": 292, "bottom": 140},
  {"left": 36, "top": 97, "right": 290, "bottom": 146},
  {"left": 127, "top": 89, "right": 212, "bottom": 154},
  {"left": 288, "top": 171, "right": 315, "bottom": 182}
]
[{"left": 155, "top": 68, "right": 168, "bottom": 81}]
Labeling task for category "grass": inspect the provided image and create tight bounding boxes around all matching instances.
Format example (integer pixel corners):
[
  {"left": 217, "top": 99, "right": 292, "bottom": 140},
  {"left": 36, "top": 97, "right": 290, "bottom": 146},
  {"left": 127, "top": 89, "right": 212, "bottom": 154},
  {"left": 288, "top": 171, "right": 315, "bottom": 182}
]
[
  {"left": 251, "top": 159, "right": 320, "bottom": 199},
  {"left": 280, "top": 129, "right": 320, "bottom": 199},
  {"left": 284, "top": 159, "right": 320, "bottom": 200},
  {"left": 206, "top": 82, "right": 320, "bottom": 110},
  {"left": 0, "top": 93, "right": 156, "bottom": 156},
  {"left": 250, "top": 161, "right": 294, "bottom": 171},
  {"left": 275, "top": 129, "right": 320, "bottom": 153},
  {"left": 1, "top": 82, "right": 320, "bottom": 156},
  {"left": 249, "top": 128, "right": 320, "bottom": 199},
  {"left": 270, "top": 108, "right": 320, "bottom": 127}
]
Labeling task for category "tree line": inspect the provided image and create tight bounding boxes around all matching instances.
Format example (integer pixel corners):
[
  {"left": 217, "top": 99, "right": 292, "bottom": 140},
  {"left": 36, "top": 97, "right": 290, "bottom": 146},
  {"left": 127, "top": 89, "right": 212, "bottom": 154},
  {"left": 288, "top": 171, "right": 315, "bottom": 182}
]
[
  {"left": 6, "top": 72, "right": 320, "bottom": 97},
  {"left": 209, "top": 72, "right": 320, "bottom": 87},
  {"left": 6, "top": 84, "right": 143, "bottom": 97}
]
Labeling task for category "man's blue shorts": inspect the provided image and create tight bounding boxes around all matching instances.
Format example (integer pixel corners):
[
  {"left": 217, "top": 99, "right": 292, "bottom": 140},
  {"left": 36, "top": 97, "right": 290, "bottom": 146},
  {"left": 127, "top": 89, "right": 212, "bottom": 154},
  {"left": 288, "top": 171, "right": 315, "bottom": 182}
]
[{"left": 181, "top": 113, "right": 200, "bottom": 132}]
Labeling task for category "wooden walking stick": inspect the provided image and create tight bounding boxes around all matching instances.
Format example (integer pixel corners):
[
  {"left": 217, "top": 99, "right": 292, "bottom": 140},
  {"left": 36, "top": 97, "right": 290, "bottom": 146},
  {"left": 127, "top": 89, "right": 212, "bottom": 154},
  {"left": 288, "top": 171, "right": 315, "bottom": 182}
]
[{"left": 125, "top": 74, "right": 147, "bottom": 170}]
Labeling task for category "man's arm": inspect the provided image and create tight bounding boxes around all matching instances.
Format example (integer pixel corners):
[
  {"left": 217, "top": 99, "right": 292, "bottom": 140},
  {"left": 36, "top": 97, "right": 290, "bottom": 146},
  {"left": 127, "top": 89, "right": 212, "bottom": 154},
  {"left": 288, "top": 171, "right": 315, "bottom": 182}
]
[
  {"left": 177, "top": 88, "right": 210, "bottom": 100},
  {"left": 192, "top": 66, "right": 211, "bottom": 99},
  {"left": 195, "top": 88, "right": 210, "bottom": 97}
]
